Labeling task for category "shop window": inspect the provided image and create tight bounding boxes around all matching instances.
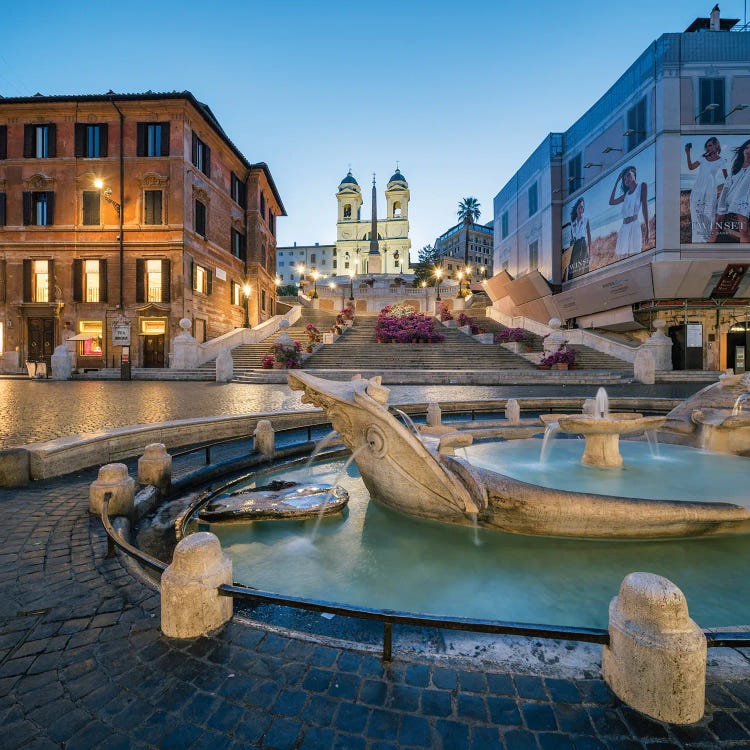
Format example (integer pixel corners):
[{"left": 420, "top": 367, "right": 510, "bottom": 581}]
[{"left": 79, "top": 320, "right": 103, "bottom": 356}]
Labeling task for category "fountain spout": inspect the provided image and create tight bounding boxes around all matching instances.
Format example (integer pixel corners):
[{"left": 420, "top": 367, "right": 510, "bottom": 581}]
[{"left": 595, "top": 388, "right": 609, "bottom": 420}]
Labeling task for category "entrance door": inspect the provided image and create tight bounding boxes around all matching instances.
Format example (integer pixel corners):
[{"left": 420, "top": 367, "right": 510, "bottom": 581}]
[
  {"left": 28, "top": 318, "right": 55, "bottom": 368},
  {"left": 728, "top": 330, "right": 750, "bottom": 371},
  {"left": 142, "top": 335, "right": 165, "bottom": 368},
  {"left": 668, "top": 324, "right": 703, "bottom": 370}
]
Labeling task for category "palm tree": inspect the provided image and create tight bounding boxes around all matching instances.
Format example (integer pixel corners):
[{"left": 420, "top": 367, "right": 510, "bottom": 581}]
[{"left": 457, "top": 196, "right": 481, "bottom": 270}]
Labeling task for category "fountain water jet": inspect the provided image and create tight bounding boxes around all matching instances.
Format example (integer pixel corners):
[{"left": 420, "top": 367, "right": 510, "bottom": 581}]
[{"left": 287, "top": 372, "right": 750, "bottom": 539}]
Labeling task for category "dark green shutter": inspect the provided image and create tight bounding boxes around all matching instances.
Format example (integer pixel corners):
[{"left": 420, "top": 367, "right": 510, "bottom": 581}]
[
  {"left": 135, "top": 258, "right": 145, "bottom": 302},
  {"left": 46, "top": 192, "right": 54, "bottom": 225},
  {"left": 72, "top": 259, "right": 83, "bottom": 302},
  {"left": 23, "top": 259, "right": 32, "bottom": 301},
  {"left": 161, "top": 259, "right": 171, "bottom": 302},
  {"left": 99, "top": 124, "right": 108, "bottom": 157},
  {"left": 0, "top": 126, "right": 6, "bottom": 160},
  {"left": 144, "top": 191, "right": 154, "bottom": 224},
  {"left": 204, "top": 146, "right": 211, "bottom": 178},
  {"left": 22, "top": 192, "right": 32, "bottom": 225},
  {"left": 83, "top": 191, "right": 100, "bottom": 225},
  {"left": 47, "top": 124, "right": 56, "bottom": 157},
  {"left": 99, "top": 259, "right": 108, "bottom": 303},
  {"left": 206, "top": 270, "right": 213, "bottom": 296},
  {"left": 160, "top": 122, "right": 169, "bottom": 156},
  {"left": 0, "top": 260, "right": 6, "bottom": 303},
  {"left": 74, "top": 124, "right": 86, "bottom": 157},
  {"left": 23, "top": 125, "right": 34, "bottom": 157},
  {"left": 191, "top": 132, "right": 198, "bottom": 165},
  {"left": 136, "top": 123, "right": 146, "bottom": 156}
]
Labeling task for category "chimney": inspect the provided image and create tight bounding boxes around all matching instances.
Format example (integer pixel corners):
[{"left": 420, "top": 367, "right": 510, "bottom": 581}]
[{"left": 710, "top": 4, "right": 720, "bottom": 31}]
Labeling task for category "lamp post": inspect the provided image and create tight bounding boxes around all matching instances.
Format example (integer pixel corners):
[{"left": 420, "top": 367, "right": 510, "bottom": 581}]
[
  {"left": 434, "top": 267, "right": 443, "bottom": 301},
  {"left": 349, "top": 270, "right": 355, "bottom": 301},
  {"left": 242, "top": 284, "right": 251, "bottom": 328},
  {"left": 465, "top": 265, "right": 472, "bottom": 295},
  {"left": 456, "top": 270, "right": 464, "bottom": 297},
  {"left": 311, "top": 270, "right": 320, "bottom": 297},
  {"left": 421, "top": 280, "right": 428, "bottom": 311},
  {"left": 296, "top": 263, "right": 306, "bottom": 294}
]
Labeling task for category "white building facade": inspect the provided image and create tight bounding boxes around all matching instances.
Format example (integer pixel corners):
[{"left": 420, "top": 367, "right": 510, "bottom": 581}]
[{"left": 490, "top": 15, "right": 750, "bottom": 371}]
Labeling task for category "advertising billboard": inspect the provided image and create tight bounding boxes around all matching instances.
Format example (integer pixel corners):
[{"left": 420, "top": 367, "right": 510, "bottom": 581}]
[
  {"left": 680, "top": 135, "right": 750, "bottom": 244},
  {"left": 562, "top": 144, "right": 656, "bottom": 282}
]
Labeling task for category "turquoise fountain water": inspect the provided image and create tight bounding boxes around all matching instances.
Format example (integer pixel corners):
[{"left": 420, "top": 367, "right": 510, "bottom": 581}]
[{"left": 196, "top": 453, "right": 750, "bottom": 630}]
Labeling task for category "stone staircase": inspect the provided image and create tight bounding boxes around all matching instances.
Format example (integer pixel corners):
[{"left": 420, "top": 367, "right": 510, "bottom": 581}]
[
  {"left": 471, "top": 315, "right": 633, "bottom": 371},
  {"left": 198, "top": 309, "right": 337, "bottom": 377},
  {"left": 300, "top": 316, "right": 538, "bottom": 372}
]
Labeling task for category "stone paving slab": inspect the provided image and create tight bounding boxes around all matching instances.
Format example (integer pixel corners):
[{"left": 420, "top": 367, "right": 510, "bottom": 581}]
[{"left": 1, "top": 469, "right": 749, "bottom": 749}]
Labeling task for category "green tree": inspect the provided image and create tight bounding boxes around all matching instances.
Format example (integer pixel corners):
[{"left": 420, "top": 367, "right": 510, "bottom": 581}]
[
  {"left": 457, "top": 197, "right": 481, "bottom": 267},
  {"left": 413, "top": 244, "right": 440, "bottom": 286}
]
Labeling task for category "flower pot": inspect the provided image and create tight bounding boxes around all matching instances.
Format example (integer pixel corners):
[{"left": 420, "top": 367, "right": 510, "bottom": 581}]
[
  {"left": 538, "top": 365, "right": 551, "bottom": 370},
  {"left": 272, "top": 362, "right": 284, "bottom": 369},
  {"left": 556, "top": 363, "right": 569, "bottom": 370}
]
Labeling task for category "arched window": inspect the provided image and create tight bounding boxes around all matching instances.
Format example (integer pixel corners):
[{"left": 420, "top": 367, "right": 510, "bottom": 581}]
[
  {"left": 343, "top": 204, "right": 351, "bottom": 219},
  {"left": 393, "top": 201, "right": 402, "bottom": 217}
]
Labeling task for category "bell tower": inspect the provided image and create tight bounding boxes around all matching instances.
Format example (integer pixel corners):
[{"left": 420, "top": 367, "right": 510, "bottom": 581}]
[{"left": 336, "top": 170, "right": 362, "bottom": 224}]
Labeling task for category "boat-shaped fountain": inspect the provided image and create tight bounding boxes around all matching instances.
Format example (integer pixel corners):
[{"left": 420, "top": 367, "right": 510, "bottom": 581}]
[{"left": 288, "top": 371, "right": 750, "bottom": 539}]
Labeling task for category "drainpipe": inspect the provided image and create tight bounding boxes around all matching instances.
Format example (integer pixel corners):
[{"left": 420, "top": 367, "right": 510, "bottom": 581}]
[{"left": 107, "top": 93, "right": 125, "bottom": 310}]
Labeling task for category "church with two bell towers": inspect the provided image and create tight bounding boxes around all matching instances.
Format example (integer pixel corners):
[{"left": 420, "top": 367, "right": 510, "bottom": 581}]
[{"left": 335, "top": 168, "right": 411, "bottom": 276}]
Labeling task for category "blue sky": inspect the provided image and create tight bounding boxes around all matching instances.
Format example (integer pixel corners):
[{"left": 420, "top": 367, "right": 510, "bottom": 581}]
[{"left": 2, "top": 0, "right": 741, "bottom": 260}]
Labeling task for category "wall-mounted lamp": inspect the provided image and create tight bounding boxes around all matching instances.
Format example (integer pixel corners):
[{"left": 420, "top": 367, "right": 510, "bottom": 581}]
[
  {"left": 602, "top": 146, "right": 623, "bottom": 154},
  {"left": 584, "top": 162, "right": 603, "bottom": 169},
  {"left": 724, "top": 103, "right": 749, "bottom": 119},
  {"left": 93, "top": 178, "right": 121, "bottom": 216},
  {"left": 694, "top": 103, "right": 719, "bottom": 121}
]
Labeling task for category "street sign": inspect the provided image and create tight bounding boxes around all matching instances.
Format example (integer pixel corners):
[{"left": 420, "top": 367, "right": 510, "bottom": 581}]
[{"left": 112, "top": 322, "right": 131, "bottom": 346}]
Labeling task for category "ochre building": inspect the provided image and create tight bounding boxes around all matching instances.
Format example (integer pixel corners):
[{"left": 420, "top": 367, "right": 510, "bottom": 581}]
[{"left": 0, "top": 91, "right": 285, "bottom": 371}]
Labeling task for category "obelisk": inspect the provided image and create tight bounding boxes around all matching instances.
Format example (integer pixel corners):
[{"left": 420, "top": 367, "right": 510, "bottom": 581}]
[{"left": 368, "top": 173, "right": 382, "bottom": 274}]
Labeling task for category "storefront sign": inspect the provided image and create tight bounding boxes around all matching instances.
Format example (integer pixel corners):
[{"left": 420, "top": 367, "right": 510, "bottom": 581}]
[
  {"left": 711, "top": 264, "right": 749, "bottom": 298},
  {"left": 112, "top": 322, "right": 131, "bottom": 346}
]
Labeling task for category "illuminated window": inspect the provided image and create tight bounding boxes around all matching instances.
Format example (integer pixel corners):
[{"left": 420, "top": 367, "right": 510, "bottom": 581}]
[
  {"left": 231, "top": 281, "right": 242, "bottom": 306},
  {"left": 192, "top": 263, "right": 212, "bottom": 295},
  {"left": 84, "top": 260, "right": 100, "bottom": 302},
  {"left": 79, "top": 320, "right": 103, "bottom": 356},
  {"left": 147, "top": 259, "right": 163, "bottom": 302},
  {"left": 33, "top": 260, "right": 49, "bottom": 302},
  {"left": 141, "top": 319, "right": 166, "bottom": 335}
]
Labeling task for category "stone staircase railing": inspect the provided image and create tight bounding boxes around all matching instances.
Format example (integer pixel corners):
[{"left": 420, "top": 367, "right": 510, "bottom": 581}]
[
  {"left": 485, "top": 307, "right": 640, "bottom": 364},
  {"left": 171, "top": 306, "right": 302, "bottom": 369}
]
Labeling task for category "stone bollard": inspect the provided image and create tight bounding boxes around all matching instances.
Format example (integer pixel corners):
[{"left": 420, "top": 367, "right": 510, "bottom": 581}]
[
  {"left": 50, "top": 344, "right": 73, "bottom": 380},
  {"left": 634, "top": 348, "right": 656, "bottom": 385},
  {"left": 138, "top": 443, "right": 172, "bottom": 494},
  {"left": 161, "top": 532, "right": 233, "bottom": 638},
  {"left": 215, "top": 348, "right": 234, "bottom": 383},
  {"left": 505, "top": 399, "right": 520, "bottom": 425},
  {"left": 253, "top": 420, "right": 275, "bottom": 458},
  {"left": 426, "top": 402, "right": 442, "bottom": 427},
  {"left": 89, "top": 463, "right": 136, "bottom": 517},
  {"left": 602, "top": 572, "right": 706, "bottom": 724}
]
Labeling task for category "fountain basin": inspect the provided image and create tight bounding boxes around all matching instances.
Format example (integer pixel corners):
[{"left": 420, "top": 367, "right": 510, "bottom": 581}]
[{"left": 287, "top": 372, "right": 750, "bottom": 539}]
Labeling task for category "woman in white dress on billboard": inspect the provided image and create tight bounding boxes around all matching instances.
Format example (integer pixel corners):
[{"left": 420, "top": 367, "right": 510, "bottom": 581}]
[
  {"left": 608, "top": 166, "right": 649, "bottom": 256},
  {"left": 709, "top": 139, "right": 750, "bottom": 244},
  {"left": 685, "top": 137, "right": 727, "bottom": 242}
]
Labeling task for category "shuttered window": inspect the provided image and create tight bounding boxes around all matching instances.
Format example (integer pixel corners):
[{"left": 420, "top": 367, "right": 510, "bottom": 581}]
[
  {"left": 231, "top": 228, "right": 245, "bottom": 260},
  {"left": 144, "top": 190, "right": 163, "bottom": 224},
  {"left": 75, "top": 124, "right": 108, "bottom": 158},
  {"left": 23, "top": 124, "right": 56, "bottom": 158},
  {"left": 23, "top": 192, "right": 55, "bottom": 226},
  {"left": 0, "top": 126, "right": 6, "bottom": 160},
  {"left": 195, "top": 200, "right": 207, "bottom": 237},
  {"left": 191, "top": 133, "right": 211, "bottom": 177},
  {"left": 74, "top": 259, "right": 108, "bottom": 302},
  {"left": 137, "top": 258, "right": 170, "bottom": 303},
  {"left": 137, "top": 122, "right": 170, "bottom": 157},
  {"left": 192, "top": 262, "right": 213, "bottom": 295},
  {"left": 82, "top": 191, "right": 100, "bottom": 225},
  {"left": 231, "top": 173, "right": 246, "bottom": 207}
]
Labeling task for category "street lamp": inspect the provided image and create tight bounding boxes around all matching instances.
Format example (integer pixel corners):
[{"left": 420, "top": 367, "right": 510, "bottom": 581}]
[
  {"left": 349, "top": 270, "right": 355, "bottom": 301},
  {"left": 456, "top": 270, "right": 464, "bottom": 298},
  {"left": 93, "top": 179, "right": 121, "bottom": 216},
  {"left": 434, "top": 267, "right": 443, "bottom": 301},
  {"left": 242, "top": 284, "right": 251, "bottom": 328},
  {"left": 421, "top": 280, "right": 428, "bottom": 310},
  {"left": 311, "top": 270, "right": 320, "bottom": 297}
]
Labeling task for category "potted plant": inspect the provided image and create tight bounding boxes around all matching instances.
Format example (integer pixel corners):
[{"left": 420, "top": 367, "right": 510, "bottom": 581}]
[
  {"left": 539, "top": 347, "right": 577, "bottom": 370},
  {"left": 495, "top": 328, "right": 530, "bottom": 353}
]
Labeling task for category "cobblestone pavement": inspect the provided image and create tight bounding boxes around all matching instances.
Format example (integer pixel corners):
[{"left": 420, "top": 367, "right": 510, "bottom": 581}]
[
  {"left": 2, "top": 471, "right": 750, "bottom": 749},
  {"left": 0, "top": 380, "right": 703, "bottom": 448}
]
